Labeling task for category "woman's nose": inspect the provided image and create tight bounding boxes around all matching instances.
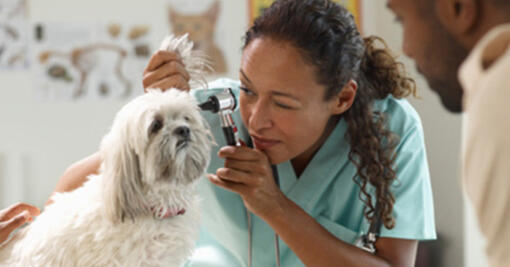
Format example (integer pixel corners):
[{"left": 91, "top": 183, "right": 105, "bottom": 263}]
[{"left": 249, "top": 100, "right": 273, "bottom": 131}]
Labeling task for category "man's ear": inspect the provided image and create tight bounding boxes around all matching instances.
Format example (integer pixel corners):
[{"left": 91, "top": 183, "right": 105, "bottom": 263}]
[
  {"left": 329, "top": 79, "right": 358, "bottom": 115},
  {"left": 435, "top": 0, "right": 479, "bottom": 35}
]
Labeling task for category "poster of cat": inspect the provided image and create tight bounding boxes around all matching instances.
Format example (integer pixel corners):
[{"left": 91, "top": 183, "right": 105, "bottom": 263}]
[
  {"left": 249, "top": 0, "right": 362, "bottom": 29},
  {"left": 0, "top": 0, "right": 29, "bottom": 69},
  {"left": 167, "top": 0, "right": 227, "bottom": 75},
  {"left": 33, "top": 22, "right": 153, "bottom": 100}
]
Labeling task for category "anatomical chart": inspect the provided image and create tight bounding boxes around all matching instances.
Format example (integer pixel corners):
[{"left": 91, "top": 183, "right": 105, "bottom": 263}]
[
  {"left": 33, "top": 22, "right": 153, "bottom": 100},
  {"left": 0, "top": 0, "right": 29, "bottom": 69}
]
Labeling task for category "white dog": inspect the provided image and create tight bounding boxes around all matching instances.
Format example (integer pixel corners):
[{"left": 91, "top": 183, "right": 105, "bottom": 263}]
[{"left": 0, "top": 36, "right": 213, "bottom": 267}]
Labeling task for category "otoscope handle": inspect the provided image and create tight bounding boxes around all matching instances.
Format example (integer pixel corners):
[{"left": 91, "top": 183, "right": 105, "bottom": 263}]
[
  {"left": 222, "top": 126, "right": 237, "bottom": 146},
  {"left": 219, "top": 111, "right": 240, "bottom": 146}
]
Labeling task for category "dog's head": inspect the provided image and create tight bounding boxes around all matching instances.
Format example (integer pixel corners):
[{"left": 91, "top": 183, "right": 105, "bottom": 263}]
[{"left": 100, "top": 89, "right": 213, "bottom": 222}]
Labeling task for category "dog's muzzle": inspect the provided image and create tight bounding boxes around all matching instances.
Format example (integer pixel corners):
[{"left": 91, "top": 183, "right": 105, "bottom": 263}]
[{"left": 174, "top": 126, "right": 191, "bottom": 150}]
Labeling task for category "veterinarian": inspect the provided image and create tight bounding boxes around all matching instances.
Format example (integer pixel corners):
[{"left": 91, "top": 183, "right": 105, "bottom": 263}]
[
  {"left": 0, "top": 202, "right": 39, "bottom": 245},
  {"left": 52, "top": 0, "right": 436, "bottom": 266}
]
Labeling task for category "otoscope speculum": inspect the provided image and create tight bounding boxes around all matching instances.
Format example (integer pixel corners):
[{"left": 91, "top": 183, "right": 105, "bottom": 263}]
[
  {"left": 199, "top": 88, "right": 240, "bottom": 146},
  {"left": 199, "top": 88, "right": 236, "bottom": 113}
]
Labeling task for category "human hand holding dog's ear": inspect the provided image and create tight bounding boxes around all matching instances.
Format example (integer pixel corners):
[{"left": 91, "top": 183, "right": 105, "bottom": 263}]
[
  {"left": 0, "top": 202, "right": 40, "bottom": 245},
  {"left": 142, "top": 50, "right": 191, "bottom": 92}
]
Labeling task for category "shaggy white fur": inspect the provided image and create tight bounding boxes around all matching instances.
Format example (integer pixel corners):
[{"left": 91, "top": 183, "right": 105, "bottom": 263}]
[{"left": 0, "top": 35, "right": 213, "bottom": 267}]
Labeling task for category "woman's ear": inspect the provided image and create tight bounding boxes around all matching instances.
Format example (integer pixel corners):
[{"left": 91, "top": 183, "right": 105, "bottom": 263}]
[{"left": 329, "top": 79, "right": 358, "bottom": 115}]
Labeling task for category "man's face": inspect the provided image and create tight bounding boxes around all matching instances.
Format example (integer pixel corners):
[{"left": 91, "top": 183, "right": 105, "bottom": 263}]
[{"left": 387, "top": 0, "right": 468, "bottom": 112}]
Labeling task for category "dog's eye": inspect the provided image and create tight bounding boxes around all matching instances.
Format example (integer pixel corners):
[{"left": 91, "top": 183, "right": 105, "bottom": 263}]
[
  {"left": 149, "top": 118, "right": 164, "bottom": 134},
  {"left": 184, "top": 116, "right": 190, "bottom": 122}
]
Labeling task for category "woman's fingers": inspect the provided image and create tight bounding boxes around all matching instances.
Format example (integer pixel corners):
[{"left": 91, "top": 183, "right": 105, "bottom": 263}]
[
  {"left": 216, "top": 167, "right": 260, "bottom": 186},
  {"left": 218, "top": 146, "right": 265, "bottom": 162},
  {"left": 207, "top": 174, "right": 247, "bottom": 194},
  {"left": 0, "top": 203, "right": 39, "bottom": 243},
  {"left": 0, "top": 202, "right": 40, "bottom": 222},
  {"left": 147, "top": 75, "right": 191, "bottom": 92},
  {"left": 0, "top": 211, "right": 31, "bottom": 244},
  {"left": 144, "top": 50, "right": 181, "bottom": 73},
  {"left": 143, "top": 60, "right": 190, "bottom": 89},
  {"left": 223, "top": 158, "right": 269, "bottom": 176},
  {"left": 4, "top": 211, "right": 30, "bottom": 229},
  {"left": 142, "top": 50, "right": 191, "bottom": 92},
  {"left": 217, "top": 146, "right": 272, "bottom": 185}
]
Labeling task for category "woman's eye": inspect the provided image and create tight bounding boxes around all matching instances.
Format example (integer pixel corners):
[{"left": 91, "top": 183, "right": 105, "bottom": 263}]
[
  {"left": 275, "top": 102, "right": 294, "bottom": 109},
  {"left": 240, "top": 87, "right": 255, "bottom": 96}
]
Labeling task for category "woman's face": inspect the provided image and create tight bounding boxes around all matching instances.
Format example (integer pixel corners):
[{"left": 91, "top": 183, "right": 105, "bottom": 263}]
[{"left": 240, "top": 37, "right": 340, "bottom": 165}]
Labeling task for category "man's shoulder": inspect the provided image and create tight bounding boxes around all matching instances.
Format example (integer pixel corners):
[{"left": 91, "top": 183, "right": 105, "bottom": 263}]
[{"left": 460, "top": 23, "right": 510, "bottom": 96}]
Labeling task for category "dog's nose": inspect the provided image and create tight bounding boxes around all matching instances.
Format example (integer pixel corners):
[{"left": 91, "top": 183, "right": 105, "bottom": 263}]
[{"left": 174, "top": 126, "right": 190, "bottom": 139}]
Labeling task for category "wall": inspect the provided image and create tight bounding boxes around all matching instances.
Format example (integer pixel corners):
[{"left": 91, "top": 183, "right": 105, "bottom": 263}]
[{"left": 0, "top": 0, "right": 248, "bottom": 207}]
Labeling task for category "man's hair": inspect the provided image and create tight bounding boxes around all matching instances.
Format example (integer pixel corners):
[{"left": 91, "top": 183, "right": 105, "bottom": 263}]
[
  {"left": 491, "top": 0, "right": 510, "bottom": 7},
  {"left": 424, "top": 0, "right": 509, "bottom": 11}
]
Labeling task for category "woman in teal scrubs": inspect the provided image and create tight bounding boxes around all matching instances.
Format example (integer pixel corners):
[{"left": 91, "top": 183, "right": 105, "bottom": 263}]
[{"left": 54, "top": 0, "right": 435, "bottom": 266}]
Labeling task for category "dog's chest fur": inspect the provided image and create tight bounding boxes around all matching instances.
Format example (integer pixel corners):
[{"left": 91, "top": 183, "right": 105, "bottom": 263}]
[{"left": 0, "top": 175, "right": 200, "bottom": 267}]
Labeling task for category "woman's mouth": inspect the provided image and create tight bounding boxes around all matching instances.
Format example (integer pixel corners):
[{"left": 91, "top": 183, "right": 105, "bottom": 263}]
[{"left": 251, "top": 135, "right": 280, "bottom": 150}]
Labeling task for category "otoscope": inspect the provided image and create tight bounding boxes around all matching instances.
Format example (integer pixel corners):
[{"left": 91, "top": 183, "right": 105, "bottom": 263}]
[
  {"left": 198, "top": 88, "right": 240, "bottom": 146},
  {"left": 198, "top": 88, "right": 282, "bottom": 267}
]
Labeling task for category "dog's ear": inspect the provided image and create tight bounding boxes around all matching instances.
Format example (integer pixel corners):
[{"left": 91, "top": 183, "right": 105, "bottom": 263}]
[{"left": 100, "top": 128, "right": 147, "bottom": 223}]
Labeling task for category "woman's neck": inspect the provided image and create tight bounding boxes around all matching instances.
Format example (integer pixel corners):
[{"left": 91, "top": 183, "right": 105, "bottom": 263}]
[{"left": 291, "top": 116, "right": 340, "bottom": 178}]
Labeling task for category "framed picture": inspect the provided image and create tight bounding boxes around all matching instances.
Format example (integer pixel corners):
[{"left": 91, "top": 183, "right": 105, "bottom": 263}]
[{"left": 248, "top": 0, "right": 362, "bottom": 29}]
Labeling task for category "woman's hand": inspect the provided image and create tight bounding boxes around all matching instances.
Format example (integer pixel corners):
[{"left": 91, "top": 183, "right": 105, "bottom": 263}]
[
  {"left": 209, "top": 146, "right": 417, "bottom": 267},
  {"left": 0, "top": 202, "right": 40, "bottom": 245},
  {"left": 208, "top": 145, "right": 289, "bottom": 220},
  {"left": 142, "top": 50, "right": 191, "bottom": 92}
]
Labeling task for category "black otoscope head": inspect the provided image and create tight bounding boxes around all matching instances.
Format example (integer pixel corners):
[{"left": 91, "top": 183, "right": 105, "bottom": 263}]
[
  {"left": 199, "top": 96, "right": 220, "bottom": 113},
  {"left": 198, "top": 88, "right": 236, "bottom": 113}
]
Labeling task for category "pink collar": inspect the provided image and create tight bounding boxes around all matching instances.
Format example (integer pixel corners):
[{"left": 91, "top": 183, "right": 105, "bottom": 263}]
[{"left": 151, "top": 206, "right": 186, "bottom": 219}]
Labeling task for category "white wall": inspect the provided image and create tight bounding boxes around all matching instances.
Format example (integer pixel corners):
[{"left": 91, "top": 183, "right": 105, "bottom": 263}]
[{"left": 1, "top": 1, "right": 479, "bottom": 266}]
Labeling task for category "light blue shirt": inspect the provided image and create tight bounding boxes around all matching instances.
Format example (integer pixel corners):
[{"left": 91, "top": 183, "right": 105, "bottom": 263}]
[{"left": 186, "top": 78, "right": 436, "bottom": 267}]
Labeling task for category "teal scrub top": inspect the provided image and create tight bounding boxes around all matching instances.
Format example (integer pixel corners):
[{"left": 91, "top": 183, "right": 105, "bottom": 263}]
[{"left": 185, "top": 78, "right": 436, "bottom": 267}]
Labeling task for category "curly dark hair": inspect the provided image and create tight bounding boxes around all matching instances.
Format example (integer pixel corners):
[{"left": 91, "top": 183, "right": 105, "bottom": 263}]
[{"left": 243, "top": 0, "right": 417, "bottom": 229}]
